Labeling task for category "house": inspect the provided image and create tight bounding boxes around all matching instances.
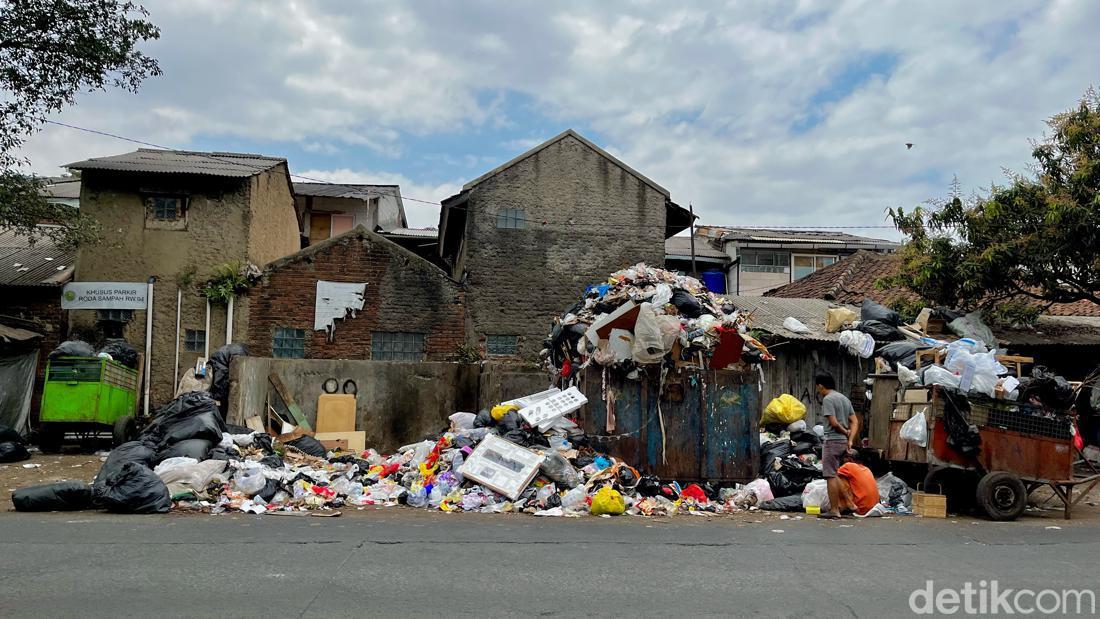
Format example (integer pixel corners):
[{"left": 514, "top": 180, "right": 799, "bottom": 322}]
[
  {"left": 0, "top": 226, "right": 75, "bottom": 419},
  {"left": 41, "top": 176, "right": 82, "bottom": 208},
  {"left": 693, "top": 226, "right": 898, "bottom": 296},
  {"left": 437, "top": 129, "right": 692, "bottom": 359},
  {"left": 247, "top": 225, "right": 466, "bottom": 362},
  {"left": 663, "top": 235, "right": 732, "bottom": 292},
  {"left": 766, "top": 251, "right": 1100, "bottom": 379},
  {"left": 293, "top": 182, "right": 407, "bottom": 247},
  {"left": 65, "top": 148, "right": 301, "bottom": 404}
]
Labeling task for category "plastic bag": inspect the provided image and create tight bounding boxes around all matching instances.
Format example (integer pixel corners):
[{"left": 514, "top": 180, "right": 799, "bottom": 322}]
[
  {"left": 745, "top": 478, "right": 774, "bottom": 503},
  {"left": 900, "top": 411, "right": 927, "bottom": 447},
  {"left": 632, "top": 304, "right": 674, "bottom": 364},
  {"left": 449, "top": 412, "right": 476, "bottom": 430},
  {"left": 922, "top": 365, "right": 960, "bottom": 390},
  {"left": 861, "top": 299, "right": 902, "bottom": 326},
  {"left": 233, "top": 463, "right": 267, "bottom": 495},
  {"left": 858, "top": 319, "right": 900, "bottom": 340},
  {"left": 12, "top": 481, "right": 95, "bottom": 512},
  {"left": 286, "top": 435, "right": 327, "bottom": 457},
  {"left": 825, "top": 307, "right": 858, "bottom": 333},
  {"left": 670, "top": 290, "right": 702, "bottom": 318},
  {"left": 0, "top": 441, "right": 30, "bottom": 463},
  {"left": 839, "top": 330, "right": 875, "bottom": 358},
  {"left": 94, "top": 461, "right": 172, "bottom": 514},
  {"left": 947, "top": 311, "right": 997, "bottom": 348},
  {"left": 540, "top": 451, "right": 583, "bottom": 488},
  {"left": 590, "top": 486, "right": 626, "bottom": 516},
  {"left": 159, "top": 459, "right": 228, "bottom": 493},
  {"left": 762, "top": 394, "right": 807, "bottom": 425},
  {"left": 98, "top": 339, "right": 138, "bottom": 369},
  {"left": 788, "top": 419, "right": 807, "bottom": 433},
  {"left": 879, "top": 341, "right": 924, "bottom": 369},
  {"left": 651, "top": 283, "right": 673, "bottom": 307},
  {"left": 782, "top": 317, "right": 811, "bottom": 334},
  {"left": 156, "top": 438, "right": 212, "bottom": 462},
  {"left": 875, "top": 473, "right": 913, "bottom": 509},
  {"left": 48, "top": 340, "right": 95, "bottom": 360},
  {"left": 758, "top": 495, "right": 805, "bottom": 512},
  {"left": 897, "top": 363, "right": 919, "bottom": 388},
  {"left": 801, "top": 479, "right": 829, "bottom": 509},
  {"left": 95, "top": 441, "right": 157, "bottom": 489}
]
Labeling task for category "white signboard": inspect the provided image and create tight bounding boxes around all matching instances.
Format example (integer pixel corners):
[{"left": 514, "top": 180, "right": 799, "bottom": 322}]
[
  {"left": 459, "top": 434, "right": 543, "bottom": 500},
  {"left": 61, "top": 282, "right": 147, "bottom": 310}
]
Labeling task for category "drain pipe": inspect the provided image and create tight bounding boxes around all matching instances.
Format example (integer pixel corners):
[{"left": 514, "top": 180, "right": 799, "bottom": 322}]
[
  {"left": 143, "top": 277, "right": 154, "bottom": 418},
  {"left": 173, "top": 287, "right": 181, "bottom": 391},
  {"left": 226, "top": 295, "right": 234, "bottom": 344},
  {"left": 204, "top": 299, "right": 211, "bottom": 359}
]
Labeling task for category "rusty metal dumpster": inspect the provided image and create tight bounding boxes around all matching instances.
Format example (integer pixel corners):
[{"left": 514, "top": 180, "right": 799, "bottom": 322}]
[{"left": 578, "top": 366, "right": 760, "bottom": 483}]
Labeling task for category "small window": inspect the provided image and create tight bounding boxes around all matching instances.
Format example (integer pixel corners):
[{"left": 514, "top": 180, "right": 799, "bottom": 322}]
[
  {"left": 792, "top": 255, "right": 838, "bottom": 280},
  {"left": 741, "top": 251, "right": 791, "bottom": 274},
  {"left": 495, "top": 208, "right": 526, "bottom": 229},
  {"left": 486, "top": 335, "right": 519, "bottom": 356},
  {"left": 152, "top": 197, "right": 184, "bottom": 220},
  {"left": 184, "top": 329, "right": 206, "bottom": 352},
  {"left": 96, "top": 309, "right": 134, "bottom": 323},
  {"left": 272, "top": 327, "right": 306, "bottom": 358},
  {"left": 372, "top": 331, "right": 425, "bottom": 361}
]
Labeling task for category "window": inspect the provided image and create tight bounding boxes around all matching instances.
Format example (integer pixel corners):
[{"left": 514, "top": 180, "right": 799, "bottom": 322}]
[
  {"left": 152, "top": 197, "right": 184, "bottom": 220},
  {"left": 184, "top": 329, "right": 206, "bottom": 352},
  {"left": 486, "top": 335, "right": 519, "bottom": 356},
  {"left": 272, "top": 327, "right": 305, "bottom": 358},
  {"left": 330, "top": 214, "right": 355, "bottom": 236},
  {"left": 145, "top": 195, "right": 188, "bottom": 230},
  {"left": 792, "top": 255, "right": 838, "bottom": 280},
  {"left": 96, "top": 309, "right": 134, "bottom": 323},
  {"left": 495, "top": 208, "right": 526, "bottom": 229},
  {"left": 371, "top": 331, "right": 425, "bottom": 361},
  {"left": 740, "top": 250, "right": 790, "bottom": 274}
]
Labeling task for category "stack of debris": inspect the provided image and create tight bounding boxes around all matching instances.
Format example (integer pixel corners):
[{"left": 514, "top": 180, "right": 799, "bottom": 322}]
[{"left": 544, "top": 263, "right": 772, "bottom": 377}]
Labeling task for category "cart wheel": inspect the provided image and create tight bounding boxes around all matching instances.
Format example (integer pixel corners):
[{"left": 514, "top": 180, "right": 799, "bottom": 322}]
[
  {"left": 976, "top": 471, "right": 1027, "bottom": 521},
  {"left": 112, "top": 415, "right": 136, "bottom": 447},
  {"left": 37, "top": 426, "right": 64, "bottom": 453}
]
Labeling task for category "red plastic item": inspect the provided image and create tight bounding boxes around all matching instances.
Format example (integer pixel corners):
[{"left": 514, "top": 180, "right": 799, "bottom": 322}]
[{"left": 680, "top": 483, "right": 708, "bottom": 502}]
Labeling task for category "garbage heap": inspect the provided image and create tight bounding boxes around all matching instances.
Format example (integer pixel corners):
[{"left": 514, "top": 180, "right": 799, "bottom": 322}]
[
  {"left": 543, "top": 263, "right": 772, "bottom": 376},
  {"left": 14, "top": 389, "right": 776, "bottom": 518}
]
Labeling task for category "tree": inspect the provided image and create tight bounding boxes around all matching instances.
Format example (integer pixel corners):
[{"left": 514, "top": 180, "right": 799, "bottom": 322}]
[
  {"left": 890, "top": 89, "right": 1100, "bottom": 320},
  {"left": 0, "top": 0, "right": 161, "bottom": 247}
]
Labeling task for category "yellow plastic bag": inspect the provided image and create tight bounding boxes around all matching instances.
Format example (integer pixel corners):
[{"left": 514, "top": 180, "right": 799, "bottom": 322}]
[
  {"left": 491, "top": 403, "right": 519, "bottom": 421},
  {"left": 762, "top": 394, "right": 807, "bottom": 425},
  {"left": 590, "top": 486, "right": 626, "bottom": 516}
]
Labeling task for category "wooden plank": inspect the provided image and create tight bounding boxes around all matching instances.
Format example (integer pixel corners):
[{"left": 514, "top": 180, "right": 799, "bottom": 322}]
[
  {"left": 268, "top": 372, "right": 312, "bottom": 431},
  {"left": 134, "top": 353, "right": 145, "bottom": 416},
  {"left": 868, "top": 376, "right": 898, "bottom": 450}
]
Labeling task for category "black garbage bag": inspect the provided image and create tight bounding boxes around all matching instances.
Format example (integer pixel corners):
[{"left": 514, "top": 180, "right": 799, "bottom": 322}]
[
  {"left": 225, "top": 423, "right": 252, "bottom": 434},
  {"left": 496, "top": 411, "right": 522, "bottom": 434},
  {"left": 208, "top": 343, "right": 249, "bottom": 416},
  {"left": 760, "top": 439, "right": 792, "bottom": 470},
  {"left": 0, "top": 441, "right": 31, "bottom": 463},
  {"left": 941, "top": 389, "right": 981, "bottom": 457},
  {"left": 758, "top": 494, "right": 805, "bottom": 512},
  {"left": 670, "top": 289, "right": 703, "bottom": 318},
  {"left": 95, "top": 441, "right": 157, "bottom": 489},
  {"left": 260, "top": 454, "right": 285, "bottom": 469},
  {"left": 861, "top": 299, "right": 902, "bottom": 326},
  {"left": 473, "top": 409, "right": 494, "bottom": 428},
  {"left": 161, "top": 411, "right": 225, "bottom": 446},
  {"left": 94, "top": 461, "right": 172, "bottom": 514},
  {"left": 286, "top": 435, "right": 327, "bottom": 457},
  {"left": 766, "top": 458, "right": 820, "bottom": 497},
  {"left": 12, "top": 481, "right": 95, "bottom": 512},
  {"left": 97, "top": 339, "right": 138, "bottom": 369},
  {"left": 878, "top": 341, "right": 926, "bottom": 369},
  {"left": 858, "top": 319, "right": 901, "bottom": 341},
  {"left": 0, "top": 424, "right": 23, "bottom": 444},
  {"left": 48, "top": 340, "right": 95, "bottom": 360},
  {"left": 252, "top": 433, "right": 274, "bottom": 455},
  {"left": 257, "top": 478, "right": 281, "bottom": 503},
  {"left": 142, "top": 392, "right": 221, "bottom": 446},
  {"left": 789, "top": 430, "right": 822, "bottom": 455},
  {"left": 1021, "top": 366, "right": 1076, "bottom": 410},
  {"left": 636, "top": 475, "right": 661, "bottom": 497},
  {"left": 156, "top": 438, "right": 212, "bottom": 462},
  {"left": 206, "top": 446, "right": 233, "bottom": 461}
]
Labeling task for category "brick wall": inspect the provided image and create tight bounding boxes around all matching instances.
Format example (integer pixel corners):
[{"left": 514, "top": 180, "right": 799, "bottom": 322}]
[
  {"left": 247, "top": 228, "right": 467, "bottom": 361},
  {"left": 461, "top": 134, "right": 668, "bottom": 358}
]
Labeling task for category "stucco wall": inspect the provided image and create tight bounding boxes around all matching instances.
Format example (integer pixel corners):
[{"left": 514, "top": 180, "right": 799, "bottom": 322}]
[
  {"left": 462, "top": 135, "right": 668, "bottom": 358},
  {"left": 246, "top": 165, "right": 300, "bottom": 265}
]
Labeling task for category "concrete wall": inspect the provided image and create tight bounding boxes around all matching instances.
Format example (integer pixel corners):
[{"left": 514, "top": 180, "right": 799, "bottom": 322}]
[
  {"left": 461, "top": 134, "right": 668, "bottom": 359},
  {"left": 228, "top": 358, "right": 547, "bottom": 452},
  {"left": 247, "top": 228, "right": 467, "bottom": 361},
  {"left": 246, "top": 165, "right": 301, "bottom": 267}
]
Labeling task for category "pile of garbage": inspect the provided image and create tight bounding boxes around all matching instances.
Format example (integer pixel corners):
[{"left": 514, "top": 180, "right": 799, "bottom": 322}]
[
  {"left": 0, "top": 425, "right": 30, "bottom": 463},
  {"left": 49, "top": 338, "right": 139, "bottom": 370},
  {"left": 13, "top": 387, "right": 795, "bottom": 518},
  {"left": 543, "top": 263, "right": 772, "bottom": 376}
]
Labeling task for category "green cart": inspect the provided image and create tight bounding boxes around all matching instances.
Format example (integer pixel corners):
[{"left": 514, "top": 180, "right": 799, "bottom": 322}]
[{"left": 38, "top": 356, "right": 141, "bottom": 451}]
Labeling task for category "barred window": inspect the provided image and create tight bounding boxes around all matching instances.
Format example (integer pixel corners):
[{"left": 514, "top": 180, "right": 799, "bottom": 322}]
[
  {"left": 372, "top": 331, "right": 425, "bottom": 361},
  {"left": 272, "top": 327, "right": 305, "bottom": 358},
  {"left": 486, "top": 335, "right": 518, "bottom": 356},
  {"left": 152, "top": 196, "right": 184, "bottom": 220},
  {"left": 184, "top": 329, "right": 206, "bottom": 352},
  {"left": 96, "top": 309, "right": 134, "bottom": 323},
  {"left": 495, "top": 208, "right": 526, "bottom": 229}
]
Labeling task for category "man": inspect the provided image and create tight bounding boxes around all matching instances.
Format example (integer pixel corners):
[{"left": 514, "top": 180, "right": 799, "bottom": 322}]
[{"left": 815, "top": 373, "right": 859, "bottom": 519}]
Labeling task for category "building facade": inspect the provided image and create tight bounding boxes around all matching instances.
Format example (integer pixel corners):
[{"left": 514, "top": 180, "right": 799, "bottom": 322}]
[
  {"left": 438, "top": 130, "right": 690, "bottom": 359},
  {"left": 66, "top": 149, "right": 300, "bottom": 404},
  {"left": 293, "top": 182, "right": 407, "bottom": 247}
]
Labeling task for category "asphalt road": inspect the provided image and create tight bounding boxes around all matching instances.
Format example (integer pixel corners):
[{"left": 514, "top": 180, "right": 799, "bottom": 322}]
[{"left": 1, "top": 510, "right": 1097, "bottom": 618}]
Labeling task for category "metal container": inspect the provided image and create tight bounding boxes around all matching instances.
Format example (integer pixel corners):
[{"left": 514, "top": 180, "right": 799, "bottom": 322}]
[{"left": 578, "top": 366, "right": 760, "bottom": 482}]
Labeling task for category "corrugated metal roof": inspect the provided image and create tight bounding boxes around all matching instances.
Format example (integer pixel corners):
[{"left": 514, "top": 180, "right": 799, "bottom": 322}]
[
  {"left": 293, "top": 182, "right": 400, "bottom": 200},
  {"left": 41, "top": 178, "right": 81, "bottom": 199},
  {"left": 664, "top": 236, "right": 729, "bottom": 260},
  {"left": 66, "top": 148, "right": 284, "bottom": 178},
  {"left": 383, "top": 227, "right": 438, "bottom": 238},
  {"left": 0, "top": 323, "right": 43, "bottom": 343},
  {"left": 0, "top": 227, "right": 75, "bottom": 287},
  {"left": 726, "top": 295, "right": 857, "bottom": 342},
  {"left": 700, "top": 226, "right": 899, "bottom": 248},
  {"left": 994, "top": 316, "right": 1100, "bottom": 347}
]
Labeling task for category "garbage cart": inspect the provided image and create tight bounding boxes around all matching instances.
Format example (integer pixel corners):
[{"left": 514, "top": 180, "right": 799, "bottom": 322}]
[{"left": 38, "top": 356, "right": 141, "bottom": 451}]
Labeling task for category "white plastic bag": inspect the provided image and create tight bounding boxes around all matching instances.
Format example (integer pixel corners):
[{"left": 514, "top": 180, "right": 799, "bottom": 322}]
[
  {"left": 632, "top": 304, "right": 674, "bottom": 364},
  {"left": 448, "top": 412, "right": 476, "bottom": 430},
  {"left": 922, "top": 365, "right": 960, "bottom": 389},
  {"left": 783, "top": 316, "right": 811, "bottom": 334},
  {"left": 899, "top": 410, "right": 927, "bottom": 447},
  {"left": 745, "top": 478, "right": 774, "bottom": 503},
  {"left": 801, "top": 479, "right": 830, "bottom": 510},
  {"left": 788, "top": 419, "right": 808, "bottom": 433},
  {"left": 233, "top": 463, "right": 266, "bottom": 495},
  {"left": 651, "top": 283, "right": 673, "bottom": 307},
  {"left": 839, "top": 330, "right": 875, "bottom": 358},
  {"left": 897, "top": 363, "right": 918, "bottom": 388}
]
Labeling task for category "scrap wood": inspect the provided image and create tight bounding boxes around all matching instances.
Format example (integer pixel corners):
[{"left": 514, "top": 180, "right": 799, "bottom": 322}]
[{"left": 268, "top": 372, "right": 312, "bottom": 431}]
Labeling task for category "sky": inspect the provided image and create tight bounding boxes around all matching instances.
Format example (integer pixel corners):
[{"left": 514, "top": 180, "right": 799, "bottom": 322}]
[{"left": 17, "top": 0, "right": 1100, "bottom": 233}]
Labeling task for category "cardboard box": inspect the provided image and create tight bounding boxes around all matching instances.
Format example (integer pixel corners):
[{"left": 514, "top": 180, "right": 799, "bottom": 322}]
[
  {"left": 316, "top": 394, "right": 356, "bottom": 433},
  {"left": 314, "top": 431, "right": 365, "bottom": 453}
]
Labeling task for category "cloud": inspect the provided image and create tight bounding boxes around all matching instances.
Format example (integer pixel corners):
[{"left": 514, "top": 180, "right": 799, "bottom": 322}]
[{"left": 13, "top": 0, "right": 1100, "bottom": 239}]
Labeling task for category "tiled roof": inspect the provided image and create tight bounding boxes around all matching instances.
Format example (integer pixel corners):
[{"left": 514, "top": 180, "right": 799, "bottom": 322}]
[
  {"left": 664, "top": 236, "right": 729, "bottom": 260},
  {"left": 0, "top": 227, "right": 75, "bottom": 287},
  {"left": 66, "top": 149, "right": 285, "bottom": 178},
  {"left": 292, "top": 182, "right": 400, "bottom": 200},
  {"left": 766, "top": 250, "right": 1100, "bottom": 317}
]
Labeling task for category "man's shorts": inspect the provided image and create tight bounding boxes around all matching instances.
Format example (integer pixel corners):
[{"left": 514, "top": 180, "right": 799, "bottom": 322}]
[{"left": 822, "top": 439, "right": 848, "bottom": 478}]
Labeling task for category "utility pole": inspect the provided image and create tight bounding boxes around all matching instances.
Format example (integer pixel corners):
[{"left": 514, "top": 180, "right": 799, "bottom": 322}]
[{"left": 688, "top": 203, "right": 698, "bottom": 279}]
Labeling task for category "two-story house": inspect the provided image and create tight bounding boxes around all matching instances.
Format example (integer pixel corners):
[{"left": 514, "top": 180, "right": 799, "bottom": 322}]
[{"left": 66, "top": 149, "right": 300, "bottom": 403}]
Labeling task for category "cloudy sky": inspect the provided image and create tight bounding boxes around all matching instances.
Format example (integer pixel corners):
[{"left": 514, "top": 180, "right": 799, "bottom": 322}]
[{"left": 18, "top": 0, "right": 1100, "bottom": 232}]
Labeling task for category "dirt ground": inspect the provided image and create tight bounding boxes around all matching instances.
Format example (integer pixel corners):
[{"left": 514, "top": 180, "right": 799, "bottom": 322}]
[{"left": 4, "top": 452, "right": 1099, "bottom": 522}]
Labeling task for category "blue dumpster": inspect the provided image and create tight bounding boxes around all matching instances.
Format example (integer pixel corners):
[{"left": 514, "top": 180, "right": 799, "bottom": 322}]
[
  {"left": 578, "top": 366, "right": 760, "bottom": 482},
  {"left": 701, "top": 270, "right": 727, "bottom": 294}
]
